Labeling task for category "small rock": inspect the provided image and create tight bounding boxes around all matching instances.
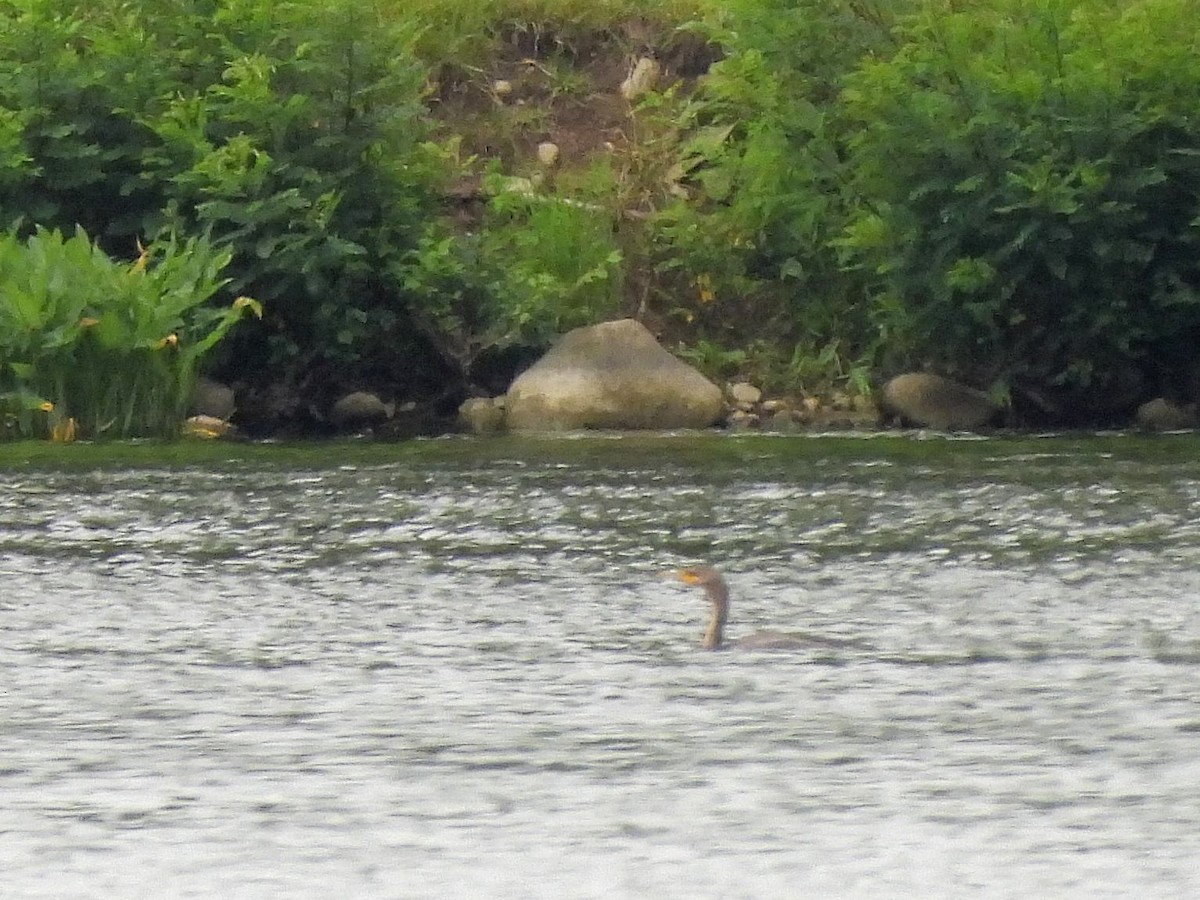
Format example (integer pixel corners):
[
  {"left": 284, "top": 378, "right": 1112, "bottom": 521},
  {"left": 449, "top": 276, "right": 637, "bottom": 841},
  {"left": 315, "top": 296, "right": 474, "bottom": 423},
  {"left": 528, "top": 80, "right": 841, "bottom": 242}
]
[
  {"left": 762, "top": 408, "right": 799, "bottom": 432},
  {"left": 728, "top": 382, "right": 762, "bottom": 405},
  {"left": 330, "top": 391, "right": 392, "bottom": 429},
  {"left": 620, "top": 57, "right": 661, "bottom": 101},
  {"left": 190, "top": 378, "right": 236, "bottom": 420},
  {"left": 536, "top": 142, "right": 560, "bottom": 168},
  {"left": 182, "top": 415, "right": 235, "bottom": 440},
  {"left": 852, "top": 393, "right": 877, "bottom": 413},
  {"left": 726, "top": 408, "right": 759, "bottom": 431},
  {"left": 459, "top": 397, "right": 506, "bottom": 435},
  {"left": 880, "top": 373, "right": 999, "bottom": 431},
  {"left": 1135, "top": 397, "right": 1197, "bottom": 431}
]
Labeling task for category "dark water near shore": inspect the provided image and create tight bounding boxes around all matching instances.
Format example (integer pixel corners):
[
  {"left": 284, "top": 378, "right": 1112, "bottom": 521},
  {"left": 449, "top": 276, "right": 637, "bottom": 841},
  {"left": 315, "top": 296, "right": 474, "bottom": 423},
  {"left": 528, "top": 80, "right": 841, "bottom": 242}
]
[{"left": 3, "top": 433, "right": 1200, "bottom": 898}]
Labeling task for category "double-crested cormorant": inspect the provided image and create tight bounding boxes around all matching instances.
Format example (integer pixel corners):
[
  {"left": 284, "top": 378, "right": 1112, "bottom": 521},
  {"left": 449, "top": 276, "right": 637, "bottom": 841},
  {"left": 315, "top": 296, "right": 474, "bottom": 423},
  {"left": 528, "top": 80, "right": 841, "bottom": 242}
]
[{"left": 676, "top": 565, "right": 867, "bottom": 652}]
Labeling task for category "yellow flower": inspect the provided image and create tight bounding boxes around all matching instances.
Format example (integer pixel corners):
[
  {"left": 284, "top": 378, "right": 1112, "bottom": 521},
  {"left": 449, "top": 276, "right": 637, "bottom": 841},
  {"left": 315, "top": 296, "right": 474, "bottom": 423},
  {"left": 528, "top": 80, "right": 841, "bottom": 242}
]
[
  {"left": 38, "top": 401, "right": 54, "bottom": 413},
  {"left": 154, "top": 333, "right": 179, "bottom": 350},
  {"left": 131, "top": 238, "right": 150, "bottom": 273},
  {"left": 233, "top": 296, "right": 263, "bottom": 318},
  {"left": 51, "top": 417, "right": 77, "bottom": 443},
  {"left": 79, "top": 316, "right": 100, "bottom": 328}
]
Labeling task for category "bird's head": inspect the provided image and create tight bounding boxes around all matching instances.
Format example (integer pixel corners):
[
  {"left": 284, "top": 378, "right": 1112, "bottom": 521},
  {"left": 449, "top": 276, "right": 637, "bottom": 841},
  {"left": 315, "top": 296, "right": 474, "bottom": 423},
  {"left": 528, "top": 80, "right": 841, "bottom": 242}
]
[{"left": 676, "top": 565, "right": 725, "bottom": 588}]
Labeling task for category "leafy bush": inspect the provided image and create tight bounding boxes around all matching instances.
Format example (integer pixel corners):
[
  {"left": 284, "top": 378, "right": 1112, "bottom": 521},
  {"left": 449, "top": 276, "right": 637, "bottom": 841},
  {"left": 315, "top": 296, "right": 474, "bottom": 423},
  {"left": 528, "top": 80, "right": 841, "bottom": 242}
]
[
  {"left": 481, "top": 182, "right": 623, "bottom": 343},
  {"left": 396, "top": 186, "right": 624, "bottom": 377},
  {"left": 0, "top": 0, "right": 443, "bottom": 394},
  {"left": 0, "top": 227, "right": 258, "bottom": 439},
  {"left": 7, "top": 0, "right": 1197, "bottom": 426},
  {"left": 653, "top": 0, "right": 902, "bottom": 388},
  {"left": 837, "top": 0, "right": 1200, "bottom": 410}
]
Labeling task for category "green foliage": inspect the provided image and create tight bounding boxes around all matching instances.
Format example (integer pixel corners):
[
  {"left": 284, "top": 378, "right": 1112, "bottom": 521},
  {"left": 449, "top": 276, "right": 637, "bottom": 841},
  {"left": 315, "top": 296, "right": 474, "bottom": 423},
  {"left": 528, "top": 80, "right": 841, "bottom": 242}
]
[
  {"left": 6, "top": 0, "right": 1200, "bottom": 425},
  {"left": 0, "top": 0, "right": 156, "bottom": 239},
  {"left": 654, "top": 0, "right": 902, "bottom": 385},
  {"left": 837, "top": 0, "right": 1200, "bottom": 400},
  {"left": 0, "top": 0, "right": 441, "bottom": 387},
  {"left": 481, "top": 182, "right": 624, "bottom": 344},
  {"left": 748, "top": 339, "right": 873, "bottom": 397},
  {"left": 674, "top": 339, "right": 748, "bottom": 378},
  {"left": 0, "top": 227, "right": 257, "bottom": 439},
  {"left": 677, "top": 335, "right": 872, "bottom": 399},
  {"left": 397, "top": 173, "right": 624, "bottom": 359},
  {"left": 148, "top": 0, "right": 440, "bottom": 376},
  {"left": 403, "top": 0, "right": 706, "bottom": 62}
]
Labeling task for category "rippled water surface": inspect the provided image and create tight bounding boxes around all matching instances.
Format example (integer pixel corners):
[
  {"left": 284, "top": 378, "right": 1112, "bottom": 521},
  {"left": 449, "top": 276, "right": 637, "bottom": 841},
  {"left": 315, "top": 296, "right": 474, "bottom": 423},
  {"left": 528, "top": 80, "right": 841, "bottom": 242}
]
[{"left": 3, "top": 433, "right": 1200, "bottom": 898}]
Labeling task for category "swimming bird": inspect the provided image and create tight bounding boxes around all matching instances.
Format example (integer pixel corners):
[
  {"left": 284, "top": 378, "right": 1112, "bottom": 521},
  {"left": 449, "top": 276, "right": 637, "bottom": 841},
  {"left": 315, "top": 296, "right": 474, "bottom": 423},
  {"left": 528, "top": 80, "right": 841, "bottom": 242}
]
[{"left": 676, "top": 565, "right": 868, "bottom": 652}]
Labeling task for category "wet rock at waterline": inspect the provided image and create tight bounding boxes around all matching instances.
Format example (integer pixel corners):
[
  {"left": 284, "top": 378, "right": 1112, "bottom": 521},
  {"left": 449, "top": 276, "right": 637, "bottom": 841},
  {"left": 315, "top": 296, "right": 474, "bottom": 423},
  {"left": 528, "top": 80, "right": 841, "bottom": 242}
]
[
  {"left": 329, "top": 391, "right": 393, "bottom": 430},
  {"left": 505, "top": 319, "right": 723, "bottom": 431},
  {"left": 879, "top": 373, "right": 1000, "bottom": 431},
  {"left": 190, "top": 378, "right": 236, "bottom": 421},
  {"left": 459, "top": 396, "right": 506, "bottom": 435},
  {"left": 182, "top": 415, "right": 238, "bottom": 440},
  {"left": 1135, "top": 397, "right": 1197, "bottom": 431}
]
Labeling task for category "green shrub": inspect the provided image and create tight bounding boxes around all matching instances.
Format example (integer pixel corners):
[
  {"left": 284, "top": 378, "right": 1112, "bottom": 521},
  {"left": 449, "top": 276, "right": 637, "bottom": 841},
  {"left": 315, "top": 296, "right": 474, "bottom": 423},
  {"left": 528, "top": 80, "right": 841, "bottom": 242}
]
[
  {"left": 0, "top": 1, "right": 154, "bottom": 240},
  {"left": 0, "top": 0, "right": 443, "bottom": 391},
  {"left": 396, "top": 169, "right": 624, "bottom": 366},
  {"left": 9, "top": 0, "right": 1196, "bottom": 422},
  {"left": 838, "top": 0, "right": 1200, "bottom": 405},
  {"left": 0, "top": 227, "right": 258, "bottom": 439},
  {"left": 653, "top": 0, "right": 902, "bottom": 385},
  {"left": 481, "top": 181, "right": 624, "bottom": 344}
]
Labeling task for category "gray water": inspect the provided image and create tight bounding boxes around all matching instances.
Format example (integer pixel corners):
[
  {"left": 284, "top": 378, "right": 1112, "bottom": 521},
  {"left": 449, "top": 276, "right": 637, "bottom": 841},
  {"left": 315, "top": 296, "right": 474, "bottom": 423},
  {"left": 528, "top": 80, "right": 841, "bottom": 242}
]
[{"left": 2, "top": 433, "right": 1200, "bottom": 898}]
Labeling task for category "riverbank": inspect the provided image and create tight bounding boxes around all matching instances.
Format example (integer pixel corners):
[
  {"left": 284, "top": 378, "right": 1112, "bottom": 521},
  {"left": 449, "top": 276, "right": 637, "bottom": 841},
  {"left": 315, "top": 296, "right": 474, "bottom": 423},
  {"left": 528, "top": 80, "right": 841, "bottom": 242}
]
[
  {"left": 3, "top": 0, "right": 1199, "bottom": 439},
  {"left": 3, "top": 429, "right": 1198, "bottom": 473}
]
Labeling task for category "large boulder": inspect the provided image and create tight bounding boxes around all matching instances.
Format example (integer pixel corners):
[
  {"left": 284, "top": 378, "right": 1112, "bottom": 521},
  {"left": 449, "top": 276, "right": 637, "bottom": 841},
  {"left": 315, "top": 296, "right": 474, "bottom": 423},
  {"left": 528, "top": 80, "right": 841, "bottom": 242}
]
[
  {"left": 505, "top": 319, "right": 723, "bottom": 431},
  {"left": 1135, "top": 397, "right": 1197, "bottom": 431},
  {"left": 879, "top": 373, "right": 1000, "bottom": 431}
]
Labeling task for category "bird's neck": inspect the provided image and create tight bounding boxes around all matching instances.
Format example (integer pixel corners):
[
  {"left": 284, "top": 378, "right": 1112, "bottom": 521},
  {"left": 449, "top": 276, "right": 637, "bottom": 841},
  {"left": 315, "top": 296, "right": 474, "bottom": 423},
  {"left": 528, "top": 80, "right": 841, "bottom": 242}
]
[{"left": 702, "top": 583, "right": 729, "bottom": 650}]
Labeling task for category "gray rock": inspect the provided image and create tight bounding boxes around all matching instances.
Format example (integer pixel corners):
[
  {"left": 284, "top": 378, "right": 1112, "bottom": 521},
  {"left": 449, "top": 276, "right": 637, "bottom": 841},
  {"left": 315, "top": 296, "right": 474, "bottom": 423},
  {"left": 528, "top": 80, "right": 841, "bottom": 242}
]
[
  {"left": 536, "top": 142, "right": 560, "bottom": 168},
  {"left": 880, "top": 373, "right": 999, "bottom": 431},
  {"left": 620, "top": 57, "right": 661, "bottom": 101},
  {"left": 1135, "top": 397, "right": 1197, "bottom": 431},
  {"left": 728, "top": 382, "right": 762, "bottom": 406},
  {"left": 726, "top": 408, "right": 760, "bottom": 431},
  {"left": 761, "top": 407, "right": 800, "bottom": 433},
  {"left": 330, "top": 391, "right": 392, "bottom": 428},
  {"left": 505, "top": 319, "right": 723, "bottom": 431},
  {"left": 459, "top": 397, "right": 506, "bottom": 435},
  {"left": 190, "top": 378, "right": 236, "bottom": 420}
]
